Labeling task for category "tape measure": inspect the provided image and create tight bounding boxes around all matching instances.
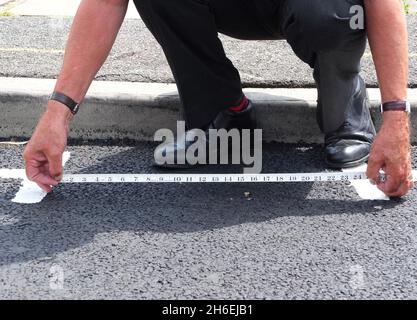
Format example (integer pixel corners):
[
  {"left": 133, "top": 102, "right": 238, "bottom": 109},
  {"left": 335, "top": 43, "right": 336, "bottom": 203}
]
[
  {"left": 58, "top": 171, "right": 417, "bottom": 184},
  {"left": 2, "top": 170, "right": 417, "bottom": 184}
]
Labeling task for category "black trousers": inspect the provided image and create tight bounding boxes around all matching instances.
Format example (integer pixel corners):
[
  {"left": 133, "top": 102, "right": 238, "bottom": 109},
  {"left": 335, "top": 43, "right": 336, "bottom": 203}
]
[{"left": 133, "top": 0, "right": 367, "bottom": 133}]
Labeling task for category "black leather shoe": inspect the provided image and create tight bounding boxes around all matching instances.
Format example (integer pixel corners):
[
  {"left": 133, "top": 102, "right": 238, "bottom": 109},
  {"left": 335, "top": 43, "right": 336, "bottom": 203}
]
[
  {"left": 154, "top": 100, "right": 257, "bottom": 168},
  {"left": 325, "top": 77, "right": 376, "bottom": 168}
]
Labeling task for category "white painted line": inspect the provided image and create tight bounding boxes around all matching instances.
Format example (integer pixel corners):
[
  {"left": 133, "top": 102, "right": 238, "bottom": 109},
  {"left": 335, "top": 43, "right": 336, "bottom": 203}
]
[
  {"left": 11, "top": 179, "right": 49, "bottom": 204},
  {"left": 9, "top": 152, "right": 71, "bottom": 204},
  {"left": 0, "top": 168, "right": 25, "bottom": 179},
  {"left": 342, "top": 164, "right": 389, "bottom": 201}
]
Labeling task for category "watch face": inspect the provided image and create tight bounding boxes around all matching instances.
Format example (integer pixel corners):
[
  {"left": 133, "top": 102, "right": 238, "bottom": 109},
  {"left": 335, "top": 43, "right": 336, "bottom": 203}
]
[
  {"left": 73, "top": 104, "right": 80, "bottom": 114},
  {"left": 406, "top": 101, "right": 411, "bottom": 113}
]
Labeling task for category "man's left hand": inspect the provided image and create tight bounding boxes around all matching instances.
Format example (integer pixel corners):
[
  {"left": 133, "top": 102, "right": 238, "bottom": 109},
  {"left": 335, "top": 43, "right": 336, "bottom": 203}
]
[{"left": 366, "top": 112, "right": 414, "bottom": 197}]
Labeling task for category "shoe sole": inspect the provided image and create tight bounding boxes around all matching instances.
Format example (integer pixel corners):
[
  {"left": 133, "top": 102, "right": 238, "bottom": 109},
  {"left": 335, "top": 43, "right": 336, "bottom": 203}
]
[{"left": 325, "top": 154, "right": 370, "bottom": 169}]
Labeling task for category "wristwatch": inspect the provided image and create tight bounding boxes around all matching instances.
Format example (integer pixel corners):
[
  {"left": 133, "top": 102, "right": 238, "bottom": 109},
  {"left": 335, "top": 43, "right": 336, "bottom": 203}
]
[
  {"left": 380, "top": 100, "right": 411, "bottom": 114},
  {"left": 49, "top": 91, "right": 80, "bottom": 115}
]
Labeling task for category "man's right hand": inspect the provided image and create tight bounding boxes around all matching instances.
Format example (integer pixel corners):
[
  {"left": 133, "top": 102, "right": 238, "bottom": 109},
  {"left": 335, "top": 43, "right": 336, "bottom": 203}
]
[
  {"left": 366, "top": 112, "right": 413, "bottom": 197},
  {"left": 23, "top": 101, "right": 72, "bottom": 193}
]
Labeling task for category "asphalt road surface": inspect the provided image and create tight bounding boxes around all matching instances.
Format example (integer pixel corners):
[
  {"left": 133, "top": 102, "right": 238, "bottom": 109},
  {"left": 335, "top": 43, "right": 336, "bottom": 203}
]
[
  {"left": 1, "top": 142, "right": 417, "bottom": 299},
  {"left": 0, "top": 15, "right": 417, "bottom": 87}
]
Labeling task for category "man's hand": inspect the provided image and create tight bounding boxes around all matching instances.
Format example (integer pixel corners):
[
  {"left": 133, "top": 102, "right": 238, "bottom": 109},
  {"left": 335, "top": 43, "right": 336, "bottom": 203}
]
[
  {"left": 366, "top": 112, "right": 414, "bottom": 197},
  {"left": 23, "top": 102, "right": 72, "bottom": 193}
]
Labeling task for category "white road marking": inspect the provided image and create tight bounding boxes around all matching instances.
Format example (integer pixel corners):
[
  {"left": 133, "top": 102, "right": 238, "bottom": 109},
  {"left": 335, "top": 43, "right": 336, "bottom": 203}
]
[
  {"left": 342, "top": 164, "right": 389, "bottom": 201},
  {"left": 0, "top": 168, "right": 25, "bottom": 179},
  {"left": 4, "top": 152, "right": 71, "bottom": 204}
]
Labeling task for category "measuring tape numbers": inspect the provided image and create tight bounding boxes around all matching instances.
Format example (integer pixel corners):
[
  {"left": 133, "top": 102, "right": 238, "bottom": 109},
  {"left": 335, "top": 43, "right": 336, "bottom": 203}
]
[{"left": 60, "top": 172, "right": 375, "bottom": 184}]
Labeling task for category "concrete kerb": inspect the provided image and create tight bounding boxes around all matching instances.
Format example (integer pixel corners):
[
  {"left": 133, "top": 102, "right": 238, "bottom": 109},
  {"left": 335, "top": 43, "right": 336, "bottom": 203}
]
[{"left": 1, "top": 77, "right": 416, "bottom": 143}]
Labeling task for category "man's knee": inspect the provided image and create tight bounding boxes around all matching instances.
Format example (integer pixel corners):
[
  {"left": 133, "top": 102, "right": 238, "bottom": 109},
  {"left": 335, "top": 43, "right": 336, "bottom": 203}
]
[{"left": 285, "top": 0, "right": 366, "bottom": 52}]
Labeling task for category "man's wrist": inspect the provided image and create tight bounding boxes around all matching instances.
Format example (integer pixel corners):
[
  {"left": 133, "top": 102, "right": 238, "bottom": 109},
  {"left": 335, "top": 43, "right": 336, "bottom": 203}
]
[
  {"left": 381, "top": 111, "right": 410, "bottom": 136},
  {"left": 46, "top": 100, "right": 74, "bottom": 123},
  {"left": 382, "top": 110, "right": 410, "bottom": 121}
]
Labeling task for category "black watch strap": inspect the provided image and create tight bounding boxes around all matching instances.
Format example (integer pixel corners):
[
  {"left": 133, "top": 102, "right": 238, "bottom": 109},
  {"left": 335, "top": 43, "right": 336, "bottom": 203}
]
[
  {"left": 380, "top": 100, "right": 411, "bottom": 113},
  {"left": 49, "top": 91, "right": 80, "bottom": 115}
]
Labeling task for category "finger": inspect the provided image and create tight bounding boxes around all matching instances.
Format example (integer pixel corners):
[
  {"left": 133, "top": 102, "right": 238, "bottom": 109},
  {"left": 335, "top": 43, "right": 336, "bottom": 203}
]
[
  {"left": 382, "top": 181, "right": 410, "bottom": 198},
  {"left": 377, "top": 166, "right": 412, "bottom": 197},
  {"left": 381, "top": 173, "right": 403, "bottom": 195},
  {"left": 25, "top": 157, "right": 45, "bottom": 182},
  {"left": 25, "top": 167, "right": 37, "bottom": 182},
  {"left": 36, "top": 182, "right": 53, "bottom": 193},
  {"left": 381, "top": 161, "right": 408, "bottom": 194},
  {"left": 25, "top": 155, "right": 60, "bottom": 189},
  {"left": 366, "top": 156, "right": 384, "bottom": 184},
  {"left": 46, "top": 153, "right": 63, "bottom": 181},
  {"left": 30, "top": 170, "right": 59, "bottom": 188}
]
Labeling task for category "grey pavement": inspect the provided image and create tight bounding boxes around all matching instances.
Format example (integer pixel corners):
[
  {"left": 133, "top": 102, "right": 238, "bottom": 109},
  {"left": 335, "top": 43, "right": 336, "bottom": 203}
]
[
  {"left": 0, "top": 142, "right": 417, "bottom": 299},
  {"left": 0, "top": 15, "right": 417, "bottom": 87}
]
